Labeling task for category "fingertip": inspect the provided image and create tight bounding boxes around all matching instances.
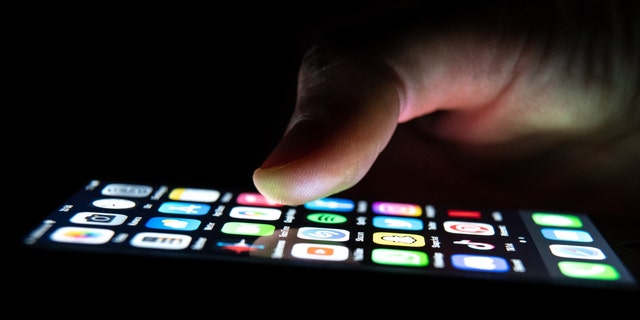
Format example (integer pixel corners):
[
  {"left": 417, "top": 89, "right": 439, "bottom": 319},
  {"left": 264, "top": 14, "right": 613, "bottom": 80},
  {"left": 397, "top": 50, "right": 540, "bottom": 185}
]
[{"left": 252, "top": 162, "right": 352, "bottom": 206}]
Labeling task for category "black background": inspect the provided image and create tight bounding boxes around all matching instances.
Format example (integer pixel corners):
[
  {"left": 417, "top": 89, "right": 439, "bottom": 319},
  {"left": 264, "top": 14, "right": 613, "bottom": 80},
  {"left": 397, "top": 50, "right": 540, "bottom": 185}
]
[{"left": 9, "top": 1, "right": 640, "bottom": 308}]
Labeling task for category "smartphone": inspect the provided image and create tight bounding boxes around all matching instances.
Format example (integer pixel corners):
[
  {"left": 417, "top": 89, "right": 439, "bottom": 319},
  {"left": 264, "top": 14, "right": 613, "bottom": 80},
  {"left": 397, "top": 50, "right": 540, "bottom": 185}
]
[{"left": 18, "top": 178, "right": 640, "bottom": 303}]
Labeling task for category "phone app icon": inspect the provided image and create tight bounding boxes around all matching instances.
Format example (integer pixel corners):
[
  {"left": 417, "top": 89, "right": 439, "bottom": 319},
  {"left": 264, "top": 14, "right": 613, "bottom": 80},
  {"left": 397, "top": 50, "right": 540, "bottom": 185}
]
[
  {"left": 372, "top": 201, "right": 422, "bottom": 217},
  {"left": 373, "top": 216, "right": 423, "bottom": 231},
  {"left": 373, "top": 232, "right": 426, "bottom": 247},
  {"left": 70, "top": 212, "right": 127, "bottom": 226},
  {"left": 531, "top": 213, "right": 583, "bottom": 228},
  {"left": 130, "top": 232, "right": 192, "bottom": 250},
  {"left": 451, "top": 254, "right": 510, "bottom": 273},
  {"left": 371, "top": 248, "right": 429, "bottom": 267},
  {"left": 158, "top": 201, "right": 210, "bottom": 215},
  {"left": 229, "top": 206, "right": 282, "bottom": 221},
  {"left": 304, "top": 197, "right": 355, "bottom": 212},
  {"left": 297, "top": 227, "right": 350, "bottom": 242},
  {"left": 306, "top": 213, "right": 348, "bottom": 224},
  {"left": 557, "top": 261, "right": 620, "bottom": 280},
  {"left": 145, "top": 217, "right": 201, "bottom": 231},
  {"left": 169, "top": 187, "right": 220, "bottom": 203},
  {"left": 50, "top": 227, "right": 115, "bottom": 244},
  {"left": 92, "top": 198, "right": 136, "bottom": 209},
  {"left": 549, "top": 244, "right": 606, "bottom": 260},
  {"left": 290, "top": 243, "right": 350, "bottom": 261},
  {"left": 101, "top": 183, "right": 153, "bottom": 198},
  {"left": 443, "top": 221, "right": 495, "bottom": 236},
  {"left": 236, "top": 192, "right": 283, "bottom": 207},
  {"left": 540, "top": 228, "right": 593, "bottom": 242},
  {"left": 220, "top": 222, "right": 276, "bottom": 236}
]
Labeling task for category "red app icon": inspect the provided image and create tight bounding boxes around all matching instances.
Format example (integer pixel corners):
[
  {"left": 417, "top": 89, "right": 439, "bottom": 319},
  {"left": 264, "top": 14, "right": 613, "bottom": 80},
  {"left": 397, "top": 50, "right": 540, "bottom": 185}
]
[
  {"left": 447, "top": 210, "right": 481, "bottom": 219},
  {"left": 237, "top": 192, "right": 283, "bottom": 207}
]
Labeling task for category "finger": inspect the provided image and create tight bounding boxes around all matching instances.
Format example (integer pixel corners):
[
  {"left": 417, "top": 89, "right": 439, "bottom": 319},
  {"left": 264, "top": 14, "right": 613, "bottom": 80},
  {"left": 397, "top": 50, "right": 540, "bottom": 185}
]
[{"left": 253, "top": 49, "right": 402, "bottom": 205}]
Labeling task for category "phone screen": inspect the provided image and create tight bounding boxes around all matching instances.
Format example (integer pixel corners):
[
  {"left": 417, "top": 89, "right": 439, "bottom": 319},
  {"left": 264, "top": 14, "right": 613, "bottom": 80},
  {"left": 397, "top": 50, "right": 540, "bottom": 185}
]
[{"left": 21, "top": 179, "right": 638, "bottom": 293}]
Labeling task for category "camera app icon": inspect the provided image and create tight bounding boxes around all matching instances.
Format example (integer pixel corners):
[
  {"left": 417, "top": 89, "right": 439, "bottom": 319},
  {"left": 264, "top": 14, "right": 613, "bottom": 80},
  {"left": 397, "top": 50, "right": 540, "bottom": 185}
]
[{"left": 70, "top": 212, "right": 128, "bottom": 226}]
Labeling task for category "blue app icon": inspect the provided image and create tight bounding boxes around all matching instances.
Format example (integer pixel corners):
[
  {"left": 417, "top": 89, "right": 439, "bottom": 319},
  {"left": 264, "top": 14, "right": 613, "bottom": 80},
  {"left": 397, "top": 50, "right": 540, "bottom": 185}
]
[
  {"left": 541, "top": 228, "right": 593, "bottom": 242},
  {"left": 158, "top": 202, "right": 210, "bottom": 215},
  {"left": 304, "top": 198, "right": 355, "bottom": 212},
  {"left": 373, "top": 216, "right": 423, "bottom": 230},
  {"left": 451, "top": 254, "right": 510, "bottom": 273},
  {"left": 145, "top": 217, "right": 201, "bottom": 231}
]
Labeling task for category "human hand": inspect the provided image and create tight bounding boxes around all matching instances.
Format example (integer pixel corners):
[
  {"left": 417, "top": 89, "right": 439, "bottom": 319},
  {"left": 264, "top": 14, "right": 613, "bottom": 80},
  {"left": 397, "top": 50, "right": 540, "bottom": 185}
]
[{"left": 253, "top": 0, "right": 639, "bottom": 214}]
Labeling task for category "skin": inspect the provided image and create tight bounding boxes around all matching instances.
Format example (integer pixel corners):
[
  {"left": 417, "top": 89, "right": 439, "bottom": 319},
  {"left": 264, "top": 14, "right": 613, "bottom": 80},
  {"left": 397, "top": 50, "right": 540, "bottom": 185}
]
[{"left": 253, "top": 0, "right": 640, "bottom": 215}]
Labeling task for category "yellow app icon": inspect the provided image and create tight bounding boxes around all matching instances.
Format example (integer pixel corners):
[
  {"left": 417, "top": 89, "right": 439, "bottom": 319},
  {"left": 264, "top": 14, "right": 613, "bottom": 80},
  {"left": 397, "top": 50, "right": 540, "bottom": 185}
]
[
  {"left": 169, "top": 188, "right": 220, "bottom": 203},
  {"left": 373, "top": 232, "right": 426, "bottom": 247}
]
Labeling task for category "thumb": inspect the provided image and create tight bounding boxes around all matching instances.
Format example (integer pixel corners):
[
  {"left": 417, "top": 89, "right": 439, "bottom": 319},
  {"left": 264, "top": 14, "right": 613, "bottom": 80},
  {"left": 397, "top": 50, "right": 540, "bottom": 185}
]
[{"left": 253, "top": 49, "right": 402, "bottom": 205}]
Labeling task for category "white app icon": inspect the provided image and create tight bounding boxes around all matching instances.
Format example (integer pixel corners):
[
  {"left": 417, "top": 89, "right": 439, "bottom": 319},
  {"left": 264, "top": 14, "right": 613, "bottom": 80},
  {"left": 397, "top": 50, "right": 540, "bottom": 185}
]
[
  {"left": 229, "top": 206, "right": 282, "bottom": 221},
  {"left": 130, "top": 232, "right": 191, "bottom": 250},
  {"left": 443, "top": 221, "right": 495, "bottom": 236},
  {"left": 92, "top": 198, "right": 136, "bottom": 209},
  {"left": 70, "top": 212, "right": 128, "bottom": 226},
  {"left": 101, "top": 184, "right": 153, "bottom": 198},
  {"left": 549, "top": 244, "right": 606, "bottom": 260},
  {"left": 291, "top": 243, "right": 350, "bottom": 261}
]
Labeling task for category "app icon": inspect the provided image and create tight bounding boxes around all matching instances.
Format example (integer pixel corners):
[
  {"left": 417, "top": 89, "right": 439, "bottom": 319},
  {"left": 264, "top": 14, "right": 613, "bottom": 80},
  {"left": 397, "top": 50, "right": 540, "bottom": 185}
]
[
  {"left": 101, "top": 183, "right": 153, "bottom": 198},
  {"left": 451, "top": 254, "right": 510, "bottom": 272},
  {"left": 557, "top": 261, "right": 620, "bottom": 281},
  {"left": 452, "top": 239, "right": 496, "bottom": 250},
  {"left": 549, "top": 244, "right": 606, "bottom": 260},
  {"left": 220, "top": 222, "right": 276, "bottom": 236},
  {"left": 70, "top": 212, "right": 127, "bottom": 226},
  {"left": 372, "top": 201, "right": 422, "bottom": 217},
  {"left": 229, "top": 206, "right": 282, "bottom": 221},
  {"left": 304, "top": 198, "right": 355, "bottom": 212},
  {"left": 290, "top": 243, "right": 350, "bottom": 261},
  {"left": 158, "top": 201, "right": 210, "bottom": 215},
  {"left": 443, "top": 221, "right": 495, "bottom": 236},
  {"left": 50, "top": 227, "right": 115, "bottom": 244},
  {"left": 532, "top": 213, "right": 583, "bottom": 228},
  {"left": 92, "top": 198, "right": 136, "bottom": 209},
  {"left": 371, "top": 248, "right": 429, "bottom": 267},
  {"left": 372, "top": 232, "right": 426, "bottom": 247},
  {"left": 540, "top": 228, "right": 593, "bottom": 242},
  {"left": 297, "top": 227, "right": 350, "bottom": 242},
  {"left": 130, "top": 232, "right": 192, "bottom": 250},
  {"left": 306, "top": 213, "right": 348, "bottom": 224},
  {"left": 373, "top": 216, "right": 423, "bottom": 231},
  {"left": 169, "top": 187, "right": 220, "bottom": 203},
  {"left": 236, "top": 192, "right": 283, "bottom": 207},
  {"left": 145, "top": 217, "right": 201, "bottom": 231},
  {"left": 447, "top": 210, "right": 481, "bottom": 219},
  {"left": 215, "top": 239, "right": 266, "bottom": 254}
]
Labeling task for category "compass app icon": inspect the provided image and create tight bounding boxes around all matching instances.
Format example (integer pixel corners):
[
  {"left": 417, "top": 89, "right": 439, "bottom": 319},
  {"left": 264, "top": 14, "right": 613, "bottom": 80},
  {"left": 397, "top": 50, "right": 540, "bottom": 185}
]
[{"left": 549, "top": 244, "right": 606, "bottom": 260}]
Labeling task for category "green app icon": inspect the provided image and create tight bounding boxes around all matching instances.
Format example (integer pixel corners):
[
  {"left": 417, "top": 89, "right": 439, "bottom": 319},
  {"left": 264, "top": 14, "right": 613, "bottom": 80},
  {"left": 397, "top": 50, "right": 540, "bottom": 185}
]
[
  {"left": 558, "top": 261, "right": 620, "bottom": 281},
  {"left": 306, "top": 213, "right": 348, "bottom": 224},
  {"left": 221, "top": 222, "right": 275, "bottom": 236},
  {"left": 532, "top": 213, "right": 583, "bottom": 228},
  {"left": 371, "top": 248, "right": 428, "bottom": 267}
]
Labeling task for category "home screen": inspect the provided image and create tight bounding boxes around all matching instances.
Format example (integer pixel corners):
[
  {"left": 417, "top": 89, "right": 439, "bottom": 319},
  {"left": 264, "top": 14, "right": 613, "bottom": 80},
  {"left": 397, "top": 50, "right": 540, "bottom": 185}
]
[{"left": 23, "top": 180, "right": 637, "bottom": 289}]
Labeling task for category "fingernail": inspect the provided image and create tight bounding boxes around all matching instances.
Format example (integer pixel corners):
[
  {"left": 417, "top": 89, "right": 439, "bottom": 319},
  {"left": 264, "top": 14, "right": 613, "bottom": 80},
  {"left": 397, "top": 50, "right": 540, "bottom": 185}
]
[{"left": 260, "top": 118, "right": 326, "bottom": 169}]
